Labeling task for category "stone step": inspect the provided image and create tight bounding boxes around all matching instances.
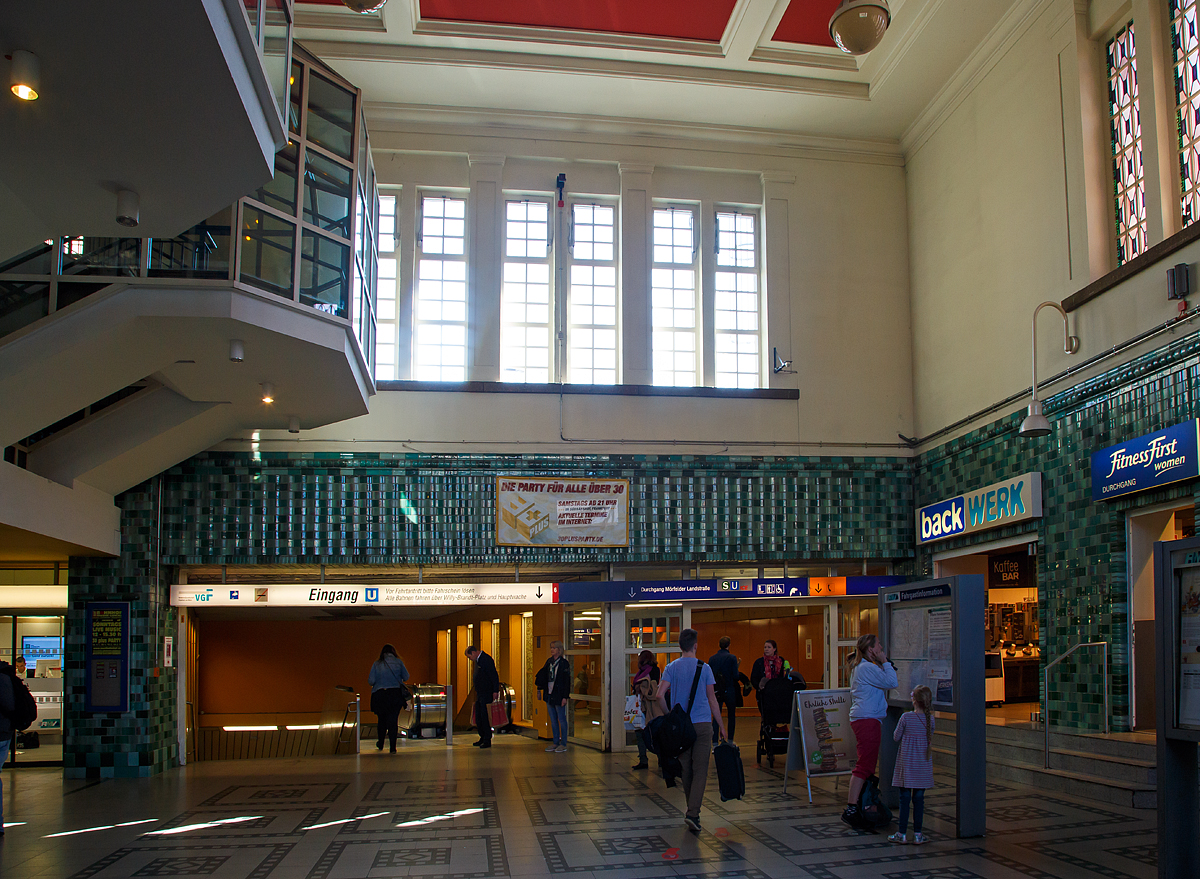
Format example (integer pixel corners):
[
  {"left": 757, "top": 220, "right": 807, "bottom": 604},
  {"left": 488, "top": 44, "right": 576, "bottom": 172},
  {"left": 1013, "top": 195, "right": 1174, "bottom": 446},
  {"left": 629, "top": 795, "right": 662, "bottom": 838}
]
[
  {"left": 937, "top": 717, "right": 1156, "bottom": 762},
  {"left": 930, "top": 730, "right": 1156, "bottom": 786},
  {"left": 931, "top": 746, "right": 1156, "bottom": 809}
]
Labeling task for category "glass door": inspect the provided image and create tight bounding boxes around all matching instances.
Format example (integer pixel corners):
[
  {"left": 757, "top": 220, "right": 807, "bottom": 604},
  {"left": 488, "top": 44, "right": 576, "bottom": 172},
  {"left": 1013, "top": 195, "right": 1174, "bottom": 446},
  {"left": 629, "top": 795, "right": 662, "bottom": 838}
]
[
  {"left": 623, "top": 606, "right": 682, "bottom": 751},
  {"left": 565, "top": 605, "right": 604, "bottom": 747},
  {"left": 4, "top": 615, "right": 65, "bottom": 765},
  {"left": 835, "top": 598, "right": 879, "bottom": 687}
]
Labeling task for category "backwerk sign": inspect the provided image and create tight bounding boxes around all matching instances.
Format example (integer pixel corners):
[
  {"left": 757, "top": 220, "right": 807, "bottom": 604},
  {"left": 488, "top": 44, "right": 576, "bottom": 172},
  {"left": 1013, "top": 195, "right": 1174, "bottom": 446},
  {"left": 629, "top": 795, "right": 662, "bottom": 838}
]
[
  {"left": 1090, "top": 420, "right": 1200, "bottom": 501},
  {"left": 916, "top": 473, "right": 1042, "bottom": 545}
]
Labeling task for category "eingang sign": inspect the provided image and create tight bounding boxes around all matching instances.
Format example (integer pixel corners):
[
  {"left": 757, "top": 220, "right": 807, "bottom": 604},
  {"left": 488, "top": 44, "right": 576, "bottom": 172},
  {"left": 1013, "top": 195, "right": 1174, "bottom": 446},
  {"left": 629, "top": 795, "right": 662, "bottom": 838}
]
[
  {"left": 916, "top": 473, "right": 1042, "bottom": 545},
  {"left": 1090, "top": 420, "right": 1200, "bottom": 501},
  {"left": 171, "top": 583, "right": 557, "bottom": 607}
]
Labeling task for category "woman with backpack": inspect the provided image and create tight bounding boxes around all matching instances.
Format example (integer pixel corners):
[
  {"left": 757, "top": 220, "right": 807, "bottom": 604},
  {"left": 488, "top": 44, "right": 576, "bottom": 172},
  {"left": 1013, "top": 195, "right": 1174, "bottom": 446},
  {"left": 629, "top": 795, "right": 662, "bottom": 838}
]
[
  {"left": 368, "top": 644, "right": 410, "bottom": 753},
  {"left": 630, "top": 650, "right": 662, "bottom": 770},
  {"left": 840, "top": 633, "right": 898, "bottom": 830}
]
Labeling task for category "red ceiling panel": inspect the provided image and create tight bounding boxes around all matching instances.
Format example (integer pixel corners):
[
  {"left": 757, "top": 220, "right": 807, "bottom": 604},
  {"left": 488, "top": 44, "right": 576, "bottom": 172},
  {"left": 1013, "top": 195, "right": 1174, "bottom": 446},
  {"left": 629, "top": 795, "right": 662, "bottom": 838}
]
[
  {"left": 417, "top": 0, "right": 738, "bottom": 42},
  {"left": 772, "top": 0, "right": 840, "bottom": 48}
]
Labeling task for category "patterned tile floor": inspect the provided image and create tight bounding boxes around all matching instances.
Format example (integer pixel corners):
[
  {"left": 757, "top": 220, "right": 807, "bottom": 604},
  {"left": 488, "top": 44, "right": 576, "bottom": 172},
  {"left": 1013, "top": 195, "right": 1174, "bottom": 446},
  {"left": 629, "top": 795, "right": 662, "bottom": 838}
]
[{"left": 0, "top": 734, "right": 1157, "bottom": 879}]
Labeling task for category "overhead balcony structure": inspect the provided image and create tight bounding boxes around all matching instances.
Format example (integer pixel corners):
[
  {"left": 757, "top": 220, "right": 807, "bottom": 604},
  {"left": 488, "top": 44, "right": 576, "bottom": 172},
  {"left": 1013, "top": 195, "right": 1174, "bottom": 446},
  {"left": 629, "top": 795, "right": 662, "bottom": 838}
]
[
  {"left": 0, "top": 0, "right": 295, "bottom": 262},
  {"left": 0, "top": 44, "right": 379, "bottom": 559}
]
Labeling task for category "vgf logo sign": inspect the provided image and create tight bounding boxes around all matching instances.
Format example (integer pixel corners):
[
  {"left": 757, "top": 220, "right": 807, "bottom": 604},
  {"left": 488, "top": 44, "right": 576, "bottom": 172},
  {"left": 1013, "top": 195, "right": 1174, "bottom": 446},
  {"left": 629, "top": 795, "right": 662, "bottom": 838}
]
[{"left": 919, "top": 497, "right": 964, "bottom": 542}]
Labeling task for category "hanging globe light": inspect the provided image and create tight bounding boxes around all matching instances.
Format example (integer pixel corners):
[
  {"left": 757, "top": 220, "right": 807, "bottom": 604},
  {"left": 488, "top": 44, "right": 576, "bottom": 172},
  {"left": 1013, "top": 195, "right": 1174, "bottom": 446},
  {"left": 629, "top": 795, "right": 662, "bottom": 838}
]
[{"left": 828, "top": 0, "right": 891, "bottom": 56}]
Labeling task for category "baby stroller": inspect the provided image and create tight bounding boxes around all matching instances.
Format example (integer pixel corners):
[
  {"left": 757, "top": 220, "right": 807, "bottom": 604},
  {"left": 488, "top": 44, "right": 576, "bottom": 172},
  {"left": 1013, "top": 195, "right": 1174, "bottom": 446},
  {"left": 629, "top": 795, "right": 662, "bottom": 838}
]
[{"left": 755, "top": 675, "right": 806, "bottom": 768}]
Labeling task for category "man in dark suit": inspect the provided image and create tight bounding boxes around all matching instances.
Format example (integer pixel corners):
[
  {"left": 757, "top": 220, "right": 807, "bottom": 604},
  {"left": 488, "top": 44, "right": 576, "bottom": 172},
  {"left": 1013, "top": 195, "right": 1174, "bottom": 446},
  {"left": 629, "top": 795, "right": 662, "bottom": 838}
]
[
  {"left": 465, "top": 645, "right": 500, "bottom": 748},
  {"left": 707, "top": 636, "right": 741, "bottom": 740}
]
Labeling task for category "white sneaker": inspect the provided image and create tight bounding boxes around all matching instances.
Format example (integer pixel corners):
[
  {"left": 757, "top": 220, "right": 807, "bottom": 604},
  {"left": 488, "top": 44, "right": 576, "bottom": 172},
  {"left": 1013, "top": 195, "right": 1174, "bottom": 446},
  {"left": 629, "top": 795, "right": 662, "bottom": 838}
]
[
  {"left": 555, "top": 745, "right": 567, "bottom": 752},
  {"left": 545, "top": 745, "right": 557, "bottom": 752}
]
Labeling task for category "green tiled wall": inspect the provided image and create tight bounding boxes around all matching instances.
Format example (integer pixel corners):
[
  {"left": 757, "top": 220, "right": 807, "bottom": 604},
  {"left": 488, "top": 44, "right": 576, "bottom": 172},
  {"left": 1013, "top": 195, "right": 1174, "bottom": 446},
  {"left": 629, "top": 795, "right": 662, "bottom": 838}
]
[
  {"left": 65, "top": 330, "right": 1200, "bottom": 774},
  {"left": 162, "top": 454, "right": 914, "bottom": 564},
  {"left": 65, "top": 481, "right": 177, "bottom": 778},
  {"left": 915, "top": 329, "right": 1200, "bottom": 733}
]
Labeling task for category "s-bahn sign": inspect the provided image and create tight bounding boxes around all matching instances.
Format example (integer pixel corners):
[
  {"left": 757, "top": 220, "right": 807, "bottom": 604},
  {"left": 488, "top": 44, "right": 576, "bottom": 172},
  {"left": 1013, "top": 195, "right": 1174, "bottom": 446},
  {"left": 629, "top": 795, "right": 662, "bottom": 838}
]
[
  {"left": 1090, "top": 420, "right": 1200, "bottom": 501},
  {"left": 916, "top": 473, "right": 1042, "bottom": 545}
]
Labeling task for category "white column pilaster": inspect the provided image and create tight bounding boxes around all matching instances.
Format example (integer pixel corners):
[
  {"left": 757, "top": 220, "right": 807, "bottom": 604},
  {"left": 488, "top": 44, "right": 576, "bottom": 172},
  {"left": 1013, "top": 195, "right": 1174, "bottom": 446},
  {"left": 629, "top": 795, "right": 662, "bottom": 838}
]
[
  {"left": 469, "top": 154, "right": 505, "bottom": 382},
  {"left": 619, "top": 163, "right": 654, "bottom": 386},
  {"left": 761, "top": 172, "right": 795, "bottom": 390}
]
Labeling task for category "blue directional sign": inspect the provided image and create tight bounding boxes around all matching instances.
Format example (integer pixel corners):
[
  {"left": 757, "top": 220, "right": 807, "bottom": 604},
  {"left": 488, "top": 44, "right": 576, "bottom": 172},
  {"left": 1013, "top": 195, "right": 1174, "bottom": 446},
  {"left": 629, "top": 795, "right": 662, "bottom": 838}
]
[{"left": 1091, "top": 420, "right": 1200, "bottom": 501}]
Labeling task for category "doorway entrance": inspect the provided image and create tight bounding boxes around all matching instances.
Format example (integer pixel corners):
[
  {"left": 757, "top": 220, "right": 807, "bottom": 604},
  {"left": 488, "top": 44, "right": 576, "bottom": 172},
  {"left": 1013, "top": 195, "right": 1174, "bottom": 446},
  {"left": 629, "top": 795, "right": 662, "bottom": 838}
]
[
  {"left": 1128, "top": 502, "right": 1195, "bottom": 729},
  {"left": 564, "top": 605, "right": 605, "bottom": 748},
  {"left": 1, "top": 614, "right": 65, "bottom": 765}
]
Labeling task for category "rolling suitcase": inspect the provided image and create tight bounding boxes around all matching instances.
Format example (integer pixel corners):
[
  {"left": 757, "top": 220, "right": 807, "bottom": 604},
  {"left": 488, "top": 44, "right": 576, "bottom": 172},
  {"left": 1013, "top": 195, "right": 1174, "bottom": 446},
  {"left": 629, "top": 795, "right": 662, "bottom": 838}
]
[{"left": 713, "top": 739, "right": 745, "bottom": 801}]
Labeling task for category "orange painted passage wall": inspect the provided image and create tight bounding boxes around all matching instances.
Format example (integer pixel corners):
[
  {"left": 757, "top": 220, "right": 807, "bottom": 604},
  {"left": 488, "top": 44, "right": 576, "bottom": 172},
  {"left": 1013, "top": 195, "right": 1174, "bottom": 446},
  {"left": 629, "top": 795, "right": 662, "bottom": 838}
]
[
  {"left": 198, "top": 620, "right": 432, "bottom": 723},
  {"left": 691, "top": 606, "right": 828, "bottom": 711}
]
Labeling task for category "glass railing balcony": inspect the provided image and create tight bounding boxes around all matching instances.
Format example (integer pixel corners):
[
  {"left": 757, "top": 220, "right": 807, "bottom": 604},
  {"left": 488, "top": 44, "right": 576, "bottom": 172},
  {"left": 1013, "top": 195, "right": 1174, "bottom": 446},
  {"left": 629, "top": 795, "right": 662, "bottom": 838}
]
[{"left": 0, "top": 42, "right": 378, "bottom": 375}]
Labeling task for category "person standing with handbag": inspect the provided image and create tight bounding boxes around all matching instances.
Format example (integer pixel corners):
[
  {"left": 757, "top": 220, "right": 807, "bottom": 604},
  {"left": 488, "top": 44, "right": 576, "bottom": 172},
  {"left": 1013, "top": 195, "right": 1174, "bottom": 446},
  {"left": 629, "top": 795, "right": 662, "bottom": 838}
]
[
  {"left": 537, "top": 640, "right": 571, "bottom": 752},
  {"left": 656, "top": 629, "right": 727, "bottom": 833},
  {"left": 368, "top": 645, "right": 410, "bottom": 753},
  {"left": 630, "top": 650, "right": 661, "bottom": 769},
  {"left": 465, "top": 645, "right": 500, "bottom": 749}
]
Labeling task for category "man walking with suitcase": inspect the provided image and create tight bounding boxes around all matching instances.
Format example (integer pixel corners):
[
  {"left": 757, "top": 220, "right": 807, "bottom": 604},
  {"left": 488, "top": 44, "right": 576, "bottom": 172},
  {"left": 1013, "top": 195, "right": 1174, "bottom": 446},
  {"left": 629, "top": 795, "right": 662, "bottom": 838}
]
[{"left": 657, "top": 629, "right": 727, "bottom": 833}]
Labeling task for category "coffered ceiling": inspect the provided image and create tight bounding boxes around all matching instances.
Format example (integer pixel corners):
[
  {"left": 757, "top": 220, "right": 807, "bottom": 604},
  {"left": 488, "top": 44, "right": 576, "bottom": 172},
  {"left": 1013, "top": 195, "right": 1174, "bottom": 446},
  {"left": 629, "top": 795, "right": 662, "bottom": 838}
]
[{"left": 294, "top": 0, "right": 1036, "bottom": 146}]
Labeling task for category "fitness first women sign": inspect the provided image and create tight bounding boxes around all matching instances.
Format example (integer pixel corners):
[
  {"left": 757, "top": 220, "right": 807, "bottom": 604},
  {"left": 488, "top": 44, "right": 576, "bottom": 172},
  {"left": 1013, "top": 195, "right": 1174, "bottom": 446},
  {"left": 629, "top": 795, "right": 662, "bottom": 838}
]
[
  {"left": 496, "top": 477, "right": 629, "bottom": 547},
  {"left": 917, "top": 473, "right": 1043, "bottom": 545},
  {"left": 1090, "top": 420, "right": 1200, "bottom": 501}
]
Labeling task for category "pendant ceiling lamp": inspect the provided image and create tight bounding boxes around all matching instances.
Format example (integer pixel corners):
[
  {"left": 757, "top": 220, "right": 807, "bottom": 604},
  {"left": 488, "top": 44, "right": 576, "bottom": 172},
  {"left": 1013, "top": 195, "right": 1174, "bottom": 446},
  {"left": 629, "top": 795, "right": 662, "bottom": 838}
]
[
  {"left": 342, "top": 0, "right": 387, "bottom": 12},
  {"left": 828, "top": 0, "right": 891, "bottom": 56}
]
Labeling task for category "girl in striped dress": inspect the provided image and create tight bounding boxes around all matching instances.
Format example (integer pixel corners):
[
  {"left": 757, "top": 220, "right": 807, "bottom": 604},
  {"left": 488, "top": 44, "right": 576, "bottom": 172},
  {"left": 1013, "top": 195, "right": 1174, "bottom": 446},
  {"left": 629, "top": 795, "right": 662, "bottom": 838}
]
[{"left": 888, "top": 685, "right": 934, "bottom": 844}]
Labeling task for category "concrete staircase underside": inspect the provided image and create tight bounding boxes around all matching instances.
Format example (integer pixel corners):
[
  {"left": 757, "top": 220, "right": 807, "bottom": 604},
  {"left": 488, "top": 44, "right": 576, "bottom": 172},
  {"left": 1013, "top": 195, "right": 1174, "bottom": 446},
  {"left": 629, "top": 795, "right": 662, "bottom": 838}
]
[
  {"left": 934, "top": 718, "right": 1158, "bottom": 809},
  {"left": 0, "top": 281, "right": 372, "bottom": 557}
]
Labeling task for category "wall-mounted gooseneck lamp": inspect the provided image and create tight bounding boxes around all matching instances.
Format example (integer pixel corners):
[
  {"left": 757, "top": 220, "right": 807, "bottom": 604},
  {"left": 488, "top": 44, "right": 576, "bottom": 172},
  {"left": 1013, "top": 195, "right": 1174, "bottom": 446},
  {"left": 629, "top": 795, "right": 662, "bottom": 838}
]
[{"left": 1019, "top": 301, "right": 1079, "bottom": 438}]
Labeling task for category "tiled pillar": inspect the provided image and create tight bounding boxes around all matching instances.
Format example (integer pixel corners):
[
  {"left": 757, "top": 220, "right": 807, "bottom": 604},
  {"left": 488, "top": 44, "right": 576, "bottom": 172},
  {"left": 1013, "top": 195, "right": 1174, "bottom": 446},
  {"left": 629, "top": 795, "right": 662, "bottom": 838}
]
[{"left": 65, "top": 480, "right": 177, "bottom": 778}]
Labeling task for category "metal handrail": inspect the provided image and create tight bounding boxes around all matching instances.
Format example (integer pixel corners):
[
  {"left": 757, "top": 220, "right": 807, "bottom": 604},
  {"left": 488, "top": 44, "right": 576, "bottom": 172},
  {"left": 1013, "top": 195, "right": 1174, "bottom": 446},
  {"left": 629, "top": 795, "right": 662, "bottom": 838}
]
[
  {"left": 1043, "top": 641, "right": 1109, "bottom": 768},
  {"left": 337, "top": 692, "right": 360, "bottom": 755}
]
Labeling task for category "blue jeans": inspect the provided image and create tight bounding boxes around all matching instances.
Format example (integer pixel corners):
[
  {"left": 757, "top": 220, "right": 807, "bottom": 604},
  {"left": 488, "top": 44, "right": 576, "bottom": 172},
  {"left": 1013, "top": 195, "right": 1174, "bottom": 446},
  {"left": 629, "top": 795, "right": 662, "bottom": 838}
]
[
  {"left": 0, "top": 736, "right": 9, "bottom": 829},
  {"left": 898, "top": 788, "right": 924, "bottom": 833},
  {"left": 548, "top": 702, "right": 568, "bottom": 745}
]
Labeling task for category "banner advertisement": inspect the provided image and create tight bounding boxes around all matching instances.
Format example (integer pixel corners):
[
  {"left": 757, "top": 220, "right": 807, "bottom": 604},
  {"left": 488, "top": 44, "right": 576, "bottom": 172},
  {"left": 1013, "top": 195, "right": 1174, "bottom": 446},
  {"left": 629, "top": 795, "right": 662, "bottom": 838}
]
[
  {"left": 172, "top": 582, "right": 556, "bottom": 607},
  {"left": 795, "top": 689, "right": 858, "bottom": 775},
  {"left": 497, "top": 477, "right": 629, "bottom": 547}
]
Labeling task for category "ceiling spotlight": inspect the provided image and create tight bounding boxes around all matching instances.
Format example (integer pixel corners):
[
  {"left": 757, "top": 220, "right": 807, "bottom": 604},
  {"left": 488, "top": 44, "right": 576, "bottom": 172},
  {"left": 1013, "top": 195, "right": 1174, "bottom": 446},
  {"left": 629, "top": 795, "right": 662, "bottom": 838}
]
[
  {"left": 829, "top": 0, "right": 891, "bottom": 56},
  {"left": 261, "top": 382, "right": 275, "bottom": 404},
  {"left": 9, "top": 50, "right": 40, "bottom": 101},
  {"left": 341, "top": 0, "right": 387, "bottom": 11},
  {"left": 288, "top": 415, "right": 300, "bottom": 434},
  {"left": 116, "top": 189, "right": 140, "bottom": 228},
  {"left": 229, "top": 339, "right": 244, "bottom": 363}
]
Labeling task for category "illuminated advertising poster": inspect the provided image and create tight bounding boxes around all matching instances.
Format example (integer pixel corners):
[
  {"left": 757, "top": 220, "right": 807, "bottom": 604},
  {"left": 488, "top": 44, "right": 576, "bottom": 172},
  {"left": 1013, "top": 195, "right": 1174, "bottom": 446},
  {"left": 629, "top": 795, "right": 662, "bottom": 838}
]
[
  {"left": 795, "top": 689, "right": 858, "bottom": 776},
  {"left": 1179, "top": 567, "right": 1200, "bottom": 729},
  {"left": 496, "top": 476, "right": 629, "bottom": 547}
]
